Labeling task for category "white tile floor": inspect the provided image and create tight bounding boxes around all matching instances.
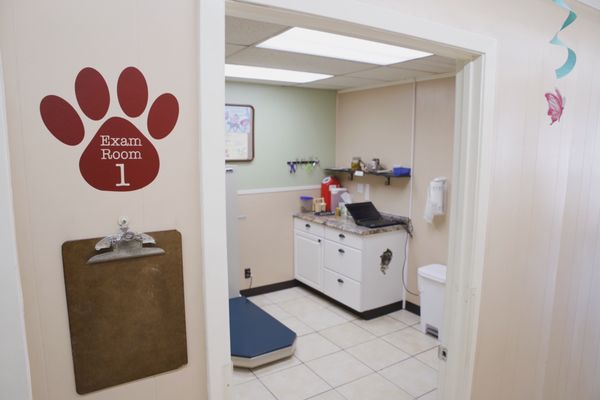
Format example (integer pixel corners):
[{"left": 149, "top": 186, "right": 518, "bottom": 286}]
[{"left": 232, "top": 287, "right": 439, "bottom": 400}]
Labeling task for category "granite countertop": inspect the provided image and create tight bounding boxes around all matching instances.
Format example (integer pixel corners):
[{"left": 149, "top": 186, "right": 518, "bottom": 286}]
[{"left": 293, "top": 212, "right": 408, "bottom": 236}]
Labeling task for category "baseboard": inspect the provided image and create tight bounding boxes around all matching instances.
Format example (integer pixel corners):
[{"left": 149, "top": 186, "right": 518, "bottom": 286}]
[
  {"left": 404, "top": 300, "right": 421, "bottom": 316},
  {"left": 295, "top": 281, "right": 366, "bottom": 318},
  {"left": 360, "top": 301, "right": 404, "bottom": 320},
  {"left": 240, "top": 280, "right": 299, "bottom": 297},
  {"left": 241, "top": 279, "right": 420, "bottom": 320},
  {"left": 296, "top": 281, "right": 403, "bottom": 320}
]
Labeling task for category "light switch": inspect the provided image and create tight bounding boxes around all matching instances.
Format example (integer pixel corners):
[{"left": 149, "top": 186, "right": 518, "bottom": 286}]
[{"left": 357, "top": 184, "right": 364, "bottom": 194}]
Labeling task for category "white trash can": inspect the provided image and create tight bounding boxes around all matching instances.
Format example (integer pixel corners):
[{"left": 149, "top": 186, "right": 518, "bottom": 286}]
[{"left": 417, "top": 264, "right": 447, "bottom": 340}]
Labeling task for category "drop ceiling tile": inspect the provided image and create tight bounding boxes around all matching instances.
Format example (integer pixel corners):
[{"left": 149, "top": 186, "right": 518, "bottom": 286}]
[
  {"left": 226, "top": 44, "right": 246, "bottom": 57},
  {"left": 346, "top": 66, "right": 435, "bottom": 82},
  {"left": 226, "top": 16, "right": 289, "bottom": 46},
  {"left": 227, "top": 47, "right": 376, "bottom": 75},
  {"left": 390, "top": 55, "right": 457, "bottom": 74},
  {"left": 300, "top": 76, "right": 385, "bottom": 90}
]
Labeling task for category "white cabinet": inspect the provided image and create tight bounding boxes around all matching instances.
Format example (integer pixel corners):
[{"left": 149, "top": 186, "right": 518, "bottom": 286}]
[
  {"left": 322, "top": 269, "right": 361, "bottom": 310},
  {"left": 294, "top": 230, "right": 322, "bottom": 290},
  {"left": 323, "top": 240, "right": 362, "bottom": 282},
  {"left": 293, "top": 217, "right": 407, "bottom": 313}
]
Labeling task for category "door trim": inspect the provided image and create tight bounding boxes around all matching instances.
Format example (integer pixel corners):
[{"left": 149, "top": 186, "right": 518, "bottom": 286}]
[
  {"left": 201, "top": 1, "right": 497, "bottom": 398},
  {"left": 0, "top": 52, "right": 33, "bottom": 400}
]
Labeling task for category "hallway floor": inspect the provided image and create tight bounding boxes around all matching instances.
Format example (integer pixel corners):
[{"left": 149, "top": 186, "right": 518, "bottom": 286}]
[{"left": 232, "top": 286, "right": 439, "bottom": 400}]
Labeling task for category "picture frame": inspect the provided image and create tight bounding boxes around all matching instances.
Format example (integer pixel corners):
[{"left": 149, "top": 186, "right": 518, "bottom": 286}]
[{"left": 225, "top": 104, "right": 254, "bottom": 161}]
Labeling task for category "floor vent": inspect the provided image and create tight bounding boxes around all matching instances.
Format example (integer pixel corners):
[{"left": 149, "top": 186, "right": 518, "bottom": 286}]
[{"left": 425, "top": 324, "right": 439, "bottom": 338}]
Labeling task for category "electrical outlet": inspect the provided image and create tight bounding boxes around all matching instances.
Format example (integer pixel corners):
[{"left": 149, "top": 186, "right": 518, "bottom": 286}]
[
  {"left": 244, "top": 268, "right": 252, "bottom": 279},
  {"left": 438, "top": 345, "right": 448, "bottom": 361}
]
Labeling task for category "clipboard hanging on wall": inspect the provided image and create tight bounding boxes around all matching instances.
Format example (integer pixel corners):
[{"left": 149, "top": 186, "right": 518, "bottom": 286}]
[{"left": 62, "top": 225, "right": 188, "bottom": 394}]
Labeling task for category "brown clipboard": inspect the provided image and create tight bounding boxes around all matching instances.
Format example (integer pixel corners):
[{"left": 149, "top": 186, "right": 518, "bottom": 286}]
[{"left": 62, "top": 230, "right": 187, "bottom": 394}]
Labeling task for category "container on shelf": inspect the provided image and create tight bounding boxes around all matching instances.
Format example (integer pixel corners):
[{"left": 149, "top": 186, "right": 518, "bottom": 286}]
[
  {"left": 392, "top": 166, "right": 411, "bottom": 177},
  {"left": 351, "top": 156, "right": 363, "bottom": 171}
]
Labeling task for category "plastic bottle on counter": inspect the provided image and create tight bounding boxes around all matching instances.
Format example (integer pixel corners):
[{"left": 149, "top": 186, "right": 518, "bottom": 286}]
[{"left": 299, "top": 196, "right": 313, "bottom": 213}]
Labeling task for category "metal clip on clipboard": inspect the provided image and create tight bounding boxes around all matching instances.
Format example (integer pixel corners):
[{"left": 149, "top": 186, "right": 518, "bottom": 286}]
[{"left": 87, "top": 218, "right": 165, "bottom": 264}]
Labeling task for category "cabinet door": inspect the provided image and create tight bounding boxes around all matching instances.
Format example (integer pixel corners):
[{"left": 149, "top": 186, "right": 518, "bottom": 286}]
[{"left": 294, "top": 230, "right": 322, "bottom": 290}]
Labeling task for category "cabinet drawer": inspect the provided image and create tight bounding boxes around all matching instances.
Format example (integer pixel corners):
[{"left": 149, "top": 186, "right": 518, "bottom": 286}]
[
  {"left": 323, "top": 240, "right": 362, "bottom": 282},
  {"left": 325, "top": 227, "right": 363, "bottom": 250},
  {"left": 294, "top": 218, "right": 325, "bottom": 237},
  {"left": 323, "top": 269, "right": 361, "bottom": 311}
]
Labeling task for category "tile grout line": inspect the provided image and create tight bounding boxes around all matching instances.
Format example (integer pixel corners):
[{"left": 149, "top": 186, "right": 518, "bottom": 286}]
[
  {"left": 242, "top": 288, "right": 434, "bottom": 400},
  {"left": 303, "top": 348, "right": 375, "bottom": 387},
  {"left": 256, "top": 359, "right": 333, "bottom": 400},
  {"left": 417, "top": 388, "right": 437, "bottom": 399}
]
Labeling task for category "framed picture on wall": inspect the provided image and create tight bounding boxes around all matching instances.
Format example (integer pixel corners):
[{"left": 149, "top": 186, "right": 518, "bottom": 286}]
[{"left": 225, "top": 104, "right": 254, "bottom": 161}]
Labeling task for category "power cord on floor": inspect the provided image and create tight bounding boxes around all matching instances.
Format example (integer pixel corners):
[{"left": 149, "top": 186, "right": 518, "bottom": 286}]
[{"left": 402, "top": 228, "right": 420, "bottom": 297}]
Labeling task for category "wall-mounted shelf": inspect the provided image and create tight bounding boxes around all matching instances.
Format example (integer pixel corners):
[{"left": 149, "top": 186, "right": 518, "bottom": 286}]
[
  {"left": 324, "top": 168, "right": 355, "bottom": 180},
  {"left": 324, "top": 168, "right": 411, "bottom": 185}
]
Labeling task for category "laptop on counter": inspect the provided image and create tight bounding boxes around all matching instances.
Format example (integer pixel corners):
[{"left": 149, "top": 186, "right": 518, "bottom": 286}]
[{"left": 345, "top": 201, "right": 409, "bottom": 229}]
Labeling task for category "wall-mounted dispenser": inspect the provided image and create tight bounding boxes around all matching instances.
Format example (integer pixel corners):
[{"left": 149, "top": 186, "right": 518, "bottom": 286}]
[{"left": 424, "top": 176, "right": 447, "bottom": 223}]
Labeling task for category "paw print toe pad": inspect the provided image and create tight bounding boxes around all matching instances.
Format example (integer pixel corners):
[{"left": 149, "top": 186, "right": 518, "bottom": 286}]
[
  {"left": 75, "top": 67, "right": 109, "bottom": 121},
  {"left": 117, "top": 67, "right": 148, "bottom": 118},
  {"left": 148, "top": 93, "right": 179, "bottom": 140},
  {"left": 40, "top": 95, "right": 85, "bottom": 146}
]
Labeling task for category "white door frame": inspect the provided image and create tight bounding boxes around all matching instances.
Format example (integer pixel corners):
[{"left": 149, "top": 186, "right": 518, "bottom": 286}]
[
  {"left": 0, "top": 53, "right": 33, "bottom": 400},
  {"left": 200, "top": 1, "right": 496, "bottom": 398}
]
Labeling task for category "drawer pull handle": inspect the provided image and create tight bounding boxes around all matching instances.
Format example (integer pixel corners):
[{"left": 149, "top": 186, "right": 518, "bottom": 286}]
[
  {"left": 338, "top": 248, "right": 345, "bottom": 254},
  {"left": 339, "top": 234, "right": 345, "bottom": 239},
  {"left": 305, "top": 223, "right": 311, "bottom": 228},
  {"left": 317, "top": 239, "right": 321, "bottom": 243},
  {"left": 337, "top": 278, "right": 344, "bottom": 284}
]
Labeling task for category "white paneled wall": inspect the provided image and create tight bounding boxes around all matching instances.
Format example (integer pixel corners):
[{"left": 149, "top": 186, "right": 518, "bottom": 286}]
[
  {"left": 0, "top": 54, "right": 31, "bottom": 400},
  {"left": 354, "top": 1, "right": 599, "bottom": 399},
  {"left": 543, "top": 36, "right": 600, "bottom": 399}
]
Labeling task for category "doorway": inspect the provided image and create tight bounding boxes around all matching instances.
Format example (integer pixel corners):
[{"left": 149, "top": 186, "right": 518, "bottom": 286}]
[{"left": 199, "top": 1, "right": 496, "bottom": 399}]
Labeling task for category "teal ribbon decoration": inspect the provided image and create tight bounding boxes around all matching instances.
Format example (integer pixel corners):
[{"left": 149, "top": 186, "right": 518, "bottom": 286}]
[{"left": 551, "top": 0, "right": 577, "bottom": 79}]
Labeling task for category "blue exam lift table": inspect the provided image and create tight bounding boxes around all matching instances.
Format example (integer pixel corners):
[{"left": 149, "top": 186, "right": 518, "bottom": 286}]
[{"left": 229, "top": 297, "right": 296, "bottom": 368}]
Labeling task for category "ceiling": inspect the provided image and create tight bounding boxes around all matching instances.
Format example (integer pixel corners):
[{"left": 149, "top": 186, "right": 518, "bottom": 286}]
[{"left": 225, "top": 16, "right": 458, "bottom": 91}]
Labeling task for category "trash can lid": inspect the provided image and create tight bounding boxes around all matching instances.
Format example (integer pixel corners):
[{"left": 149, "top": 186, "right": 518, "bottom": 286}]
[{"left": 418, "top": 264, "right": 447, "bottom": 283}]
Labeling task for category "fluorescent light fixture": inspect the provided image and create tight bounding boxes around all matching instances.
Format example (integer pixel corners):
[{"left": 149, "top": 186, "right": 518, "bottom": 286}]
[
  {"left": 225, "top": 64, "right": 332, "bottom": 83},
  {"left": 258, "top": 27, "right": 432, "bottom": 65}
]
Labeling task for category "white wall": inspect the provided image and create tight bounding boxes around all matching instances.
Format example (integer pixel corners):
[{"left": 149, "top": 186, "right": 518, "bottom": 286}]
[
  {"left": 347, "top": 1, "right": 599, "bottom": 399},
  {"left": 225, "top": 82, "right": 336, "bottom": 289},
  {"left": 237, "top": 188, "right": 320, "bottom": 288},
  {"left": 336, "top": 78, "right": 455, "bottom": 306},
  {"left": 0, "top": 1, "right": 207, "bottom": 399},
  {"left": 542, "top": 37, "right": 600, "bottom": 399},
  {"left": 0, "top": 54, "right": 31, "bottom": 400}
]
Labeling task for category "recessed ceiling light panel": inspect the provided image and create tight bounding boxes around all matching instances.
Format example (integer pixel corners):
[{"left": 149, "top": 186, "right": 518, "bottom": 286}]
[
  {"left": 225, "top": 64, "right": 332, "bottom": 83},
  {"left": 258, "top": 27, "right": 432, "bottom": 65}
]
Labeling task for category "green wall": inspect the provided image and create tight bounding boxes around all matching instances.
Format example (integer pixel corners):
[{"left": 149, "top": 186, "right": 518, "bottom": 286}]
[{"left": 225, "top": 82, "right": 336, "bottom": 190}]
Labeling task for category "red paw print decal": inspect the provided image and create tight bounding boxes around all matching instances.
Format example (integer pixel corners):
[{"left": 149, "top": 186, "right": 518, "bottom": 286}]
[{"left": 40, "top": 67, "right": 179, "bottom": 191}]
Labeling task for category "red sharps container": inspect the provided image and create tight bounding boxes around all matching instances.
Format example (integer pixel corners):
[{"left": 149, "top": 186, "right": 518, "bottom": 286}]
[{"left": 321, "top": 176, "right": 341, "bottom": 212}]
